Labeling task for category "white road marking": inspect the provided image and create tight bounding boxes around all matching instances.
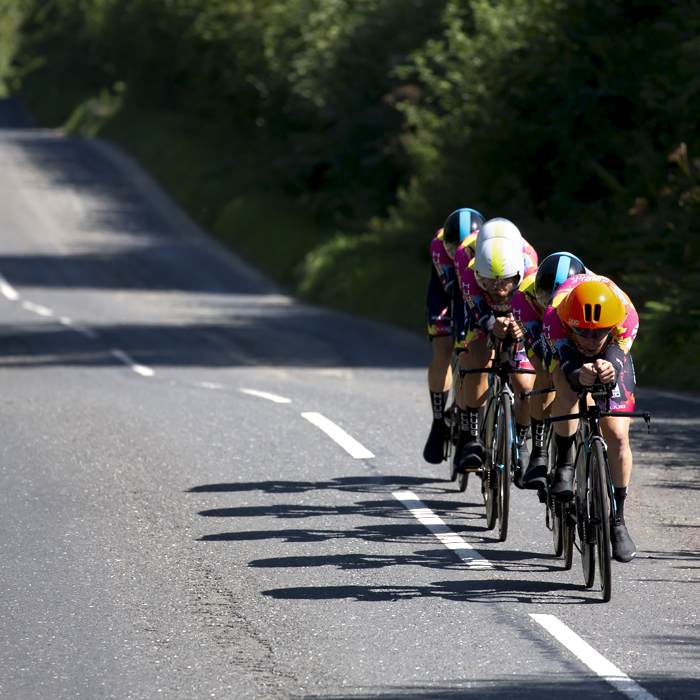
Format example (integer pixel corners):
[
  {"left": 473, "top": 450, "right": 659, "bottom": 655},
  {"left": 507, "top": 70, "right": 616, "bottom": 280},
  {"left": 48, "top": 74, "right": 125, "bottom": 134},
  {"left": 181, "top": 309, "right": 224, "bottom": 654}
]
[
  {"left": 531, "top": 614, "right": 659, "bottom": 700},
  {"left": 0, "top": 275, "right": 19, "bottom": 300},
  {"left": 195, "top": 381, "right": 225, "bottom": 390},
  {"left": 301, "top": 412, "right": 375, "bottom": 459},
  {"left": 240, "top": 388, "right": 292, "bottom": 404},
  {"left": 110, "top": 349, "right": 155, "bottom": 377},
  {"left": 393, "top": 491, "right": 492, "bottom": 570},
  {"left": 21, "top": 300, "right": 54, "bottom": 317},
  {"left": 58, "top": 316, "right": 99, "bottom": 339}
]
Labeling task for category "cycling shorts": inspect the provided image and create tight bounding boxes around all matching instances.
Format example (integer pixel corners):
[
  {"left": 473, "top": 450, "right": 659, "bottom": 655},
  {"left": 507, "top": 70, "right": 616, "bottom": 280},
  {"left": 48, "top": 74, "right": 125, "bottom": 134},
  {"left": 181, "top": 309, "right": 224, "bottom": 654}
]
[{"left": 426, "top": 267, "right": 452, "bottom": 338}]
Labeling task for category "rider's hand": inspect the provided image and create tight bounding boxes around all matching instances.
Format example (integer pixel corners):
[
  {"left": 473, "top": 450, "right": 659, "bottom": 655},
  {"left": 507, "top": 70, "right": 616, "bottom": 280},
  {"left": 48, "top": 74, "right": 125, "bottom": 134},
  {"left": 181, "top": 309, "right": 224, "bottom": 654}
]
[
  {"left": 594, "top": 359, "right": 616, "bottom": 384},
  {"left": 508, "top": 316, "right": 523, "bottom": 340},
  {"left": 492, "top": 316, "right": 510, "bottom": 339},
  {"left": 579, "top": 363, "right": 599, "bottom": 386}
]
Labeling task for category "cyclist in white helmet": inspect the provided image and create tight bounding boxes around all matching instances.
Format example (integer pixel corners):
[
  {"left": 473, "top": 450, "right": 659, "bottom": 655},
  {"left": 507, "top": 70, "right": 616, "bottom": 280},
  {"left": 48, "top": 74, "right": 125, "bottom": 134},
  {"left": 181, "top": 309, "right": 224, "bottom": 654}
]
[{"left": 454, "top": 222, "right": 538, "bottom": 474}]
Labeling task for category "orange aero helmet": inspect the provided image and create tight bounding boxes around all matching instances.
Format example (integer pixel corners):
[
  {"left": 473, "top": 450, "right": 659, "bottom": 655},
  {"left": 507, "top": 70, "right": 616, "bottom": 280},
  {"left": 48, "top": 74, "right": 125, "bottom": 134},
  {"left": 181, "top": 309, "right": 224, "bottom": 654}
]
[{"left": 558, "top": 280, "right": 626, "bottom": 329}]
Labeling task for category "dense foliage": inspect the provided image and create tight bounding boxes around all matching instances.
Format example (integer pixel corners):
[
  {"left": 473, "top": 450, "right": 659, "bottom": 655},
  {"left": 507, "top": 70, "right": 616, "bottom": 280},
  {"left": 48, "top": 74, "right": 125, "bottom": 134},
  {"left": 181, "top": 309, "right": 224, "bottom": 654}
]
[{"left": 2, "top": 0, "right": 700, "bottom": 386}]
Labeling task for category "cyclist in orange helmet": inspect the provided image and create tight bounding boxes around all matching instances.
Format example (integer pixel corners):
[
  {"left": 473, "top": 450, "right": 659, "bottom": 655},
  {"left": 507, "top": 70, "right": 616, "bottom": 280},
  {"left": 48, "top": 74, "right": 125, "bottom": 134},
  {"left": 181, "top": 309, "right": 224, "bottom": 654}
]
[{"left": 542, "top": 275, "right": 639, "bottom": 562}]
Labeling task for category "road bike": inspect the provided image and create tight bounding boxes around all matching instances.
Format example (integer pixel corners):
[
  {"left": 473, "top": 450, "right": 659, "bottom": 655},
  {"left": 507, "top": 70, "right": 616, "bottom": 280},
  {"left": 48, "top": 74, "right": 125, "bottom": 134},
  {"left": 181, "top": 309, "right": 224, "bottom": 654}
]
[
  {"left": 462, "top": 341, "right": 535, "bottom": 542},
  {"left": 546, "top": 384, "right": 650, "bottom": 602}
]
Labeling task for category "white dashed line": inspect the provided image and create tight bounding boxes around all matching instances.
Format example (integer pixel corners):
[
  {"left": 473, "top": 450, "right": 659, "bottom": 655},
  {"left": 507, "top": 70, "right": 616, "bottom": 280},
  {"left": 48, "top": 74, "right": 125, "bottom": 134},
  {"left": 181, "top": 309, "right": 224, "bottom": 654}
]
[
  {"left": 21, "top": 300, "right": 54, "bottom": 317},
  {"left": 301, "top": 412, "right": 375, "bottom": 459},
  {"left": 110, "top": 349, "right": 155, "bottom": 377},
  {"left": 530, "top": 615, "right": 659, "bottom": 700},
  {"left": 393, "top": 491, "right": 492, "bottom": 570},
  {"left": 195, "top": 381, "right": 226, "bottom": 390},
  {"left": 240, "top": 388, "right": 292, "bottom": 404},
  {"left": 0, "top": 275, "right": 19, "bottom": 300},
  {"left": 58, "top": 316, "right": 99, "bottom": 339}
]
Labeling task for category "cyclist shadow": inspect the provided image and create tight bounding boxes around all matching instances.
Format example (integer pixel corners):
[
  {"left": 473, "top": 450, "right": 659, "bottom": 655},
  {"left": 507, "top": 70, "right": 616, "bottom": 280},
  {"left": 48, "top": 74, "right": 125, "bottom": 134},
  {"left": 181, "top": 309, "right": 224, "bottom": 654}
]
[
  {"left": 261, "top": 577, "right": 598, "bottom": 605},
  {"left": 187, "top": 475, "right": 449, "bottom": 496}
]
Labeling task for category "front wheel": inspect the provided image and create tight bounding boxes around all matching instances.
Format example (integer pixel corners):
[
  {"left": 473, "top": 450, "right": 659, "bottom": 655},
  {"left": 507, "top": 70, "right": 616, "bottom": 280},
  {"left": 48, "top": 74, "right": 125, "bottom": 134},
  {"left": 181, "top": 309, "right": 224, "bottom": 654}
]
[
  {"left": 495, "top": 394, "right": 512, "bottom": 542},
  {"left": 591, "top": 440, "right": 612, "bottom": 602},
  {"left": 577, "top": 442, "right": 595, "bottom": 588}
]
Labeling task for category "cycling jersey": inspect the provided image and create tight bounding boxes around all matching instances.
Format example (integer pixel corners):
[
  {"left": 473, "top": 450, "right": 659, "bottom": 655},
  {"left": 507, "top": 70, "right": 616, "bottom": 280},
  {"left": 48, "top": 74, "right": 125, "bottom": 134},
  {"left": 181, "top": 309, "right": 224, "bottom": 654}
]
[
  {"left": 426, "top": 229, "right": 468, "bottom": 348},
  {"left": 456, "top": 242, "right": 538, "bottom": 337},
  {"left": 542, "top": 274, "right": 639, "bottom": 412},
  {"left": 511, "top": 273, "right": 547, "bottom": 363},
  {"left": 430, "top": 229, "right": 457, "bottom": 295}
]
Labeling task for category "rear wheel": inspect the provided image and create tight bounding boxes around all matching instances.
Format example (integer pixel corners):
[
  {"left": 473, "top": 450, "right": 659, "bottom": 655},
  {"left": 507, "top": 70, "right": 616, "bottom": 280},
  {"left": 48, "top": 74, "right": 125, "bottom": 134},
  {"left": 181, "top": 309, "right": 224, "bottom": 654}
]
[
  {"left": 591, "top": 440, "right": 612, "bottom": 602},
  {"left": 495, "top": 394, "right": 512, "bottom": 542},
  {"left": 562, "top": 503, "right": 575, "bottom": 570}
]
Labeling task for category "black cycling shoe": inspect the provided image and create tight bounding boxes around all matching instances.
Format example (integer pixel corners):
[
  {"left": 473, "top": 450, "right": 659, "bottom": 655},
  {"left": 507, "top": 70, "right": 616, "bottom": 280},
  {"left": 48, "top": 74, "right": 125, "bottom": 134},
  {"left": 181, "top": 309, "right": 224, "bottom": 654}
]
[
  {"left": 551, "top": 465, "right": 575, "bottom": 502},
  {"left": 423, "top": 420, "right": 450, "bottom": 464},
  {"left": 459, "top": 437, "right": 485, "bottom": 472},
  {"left": 522, "top": 452, "right": 549, "bottom": 491},
  {"left": 611, "top": 518, "right": 636, "bottom": 562}
]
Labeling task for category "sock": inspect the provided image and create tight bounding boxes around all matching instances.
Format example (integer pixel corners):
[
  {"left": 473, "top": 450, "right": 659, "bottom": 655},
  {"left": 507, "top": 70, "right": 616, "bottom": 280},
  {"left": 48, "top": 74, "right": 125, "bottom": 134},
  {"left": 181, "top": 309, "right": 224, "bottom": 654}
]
[
  {"left": 613, "top": 486, "right": 628, "bottom": 522},
  {"left": 466, "top": 406, "right": 480, "bottom": 439},
  {"left": 516, "top": 423, "right": 529, "bottom": 445},
  {"left": 530, "top": 418, "right": 546, "bottom": 456},
  {"left": 555, "top": 433, "right": 576, "bottom": 468},
  {"left": 430, "top": 391, "right": 449, "bottom": 421}
]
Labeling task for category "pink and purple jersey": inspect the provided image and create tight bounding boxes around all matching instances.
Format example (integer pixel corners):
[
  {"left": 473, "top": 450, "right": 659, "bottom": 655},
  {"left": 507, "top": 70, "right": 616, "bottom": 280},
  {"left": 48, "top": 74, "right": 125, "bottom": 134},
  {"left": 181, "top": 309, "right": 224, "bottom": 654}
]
[{"left": 542, "top": 274, "right": 638, "bottom": 411}]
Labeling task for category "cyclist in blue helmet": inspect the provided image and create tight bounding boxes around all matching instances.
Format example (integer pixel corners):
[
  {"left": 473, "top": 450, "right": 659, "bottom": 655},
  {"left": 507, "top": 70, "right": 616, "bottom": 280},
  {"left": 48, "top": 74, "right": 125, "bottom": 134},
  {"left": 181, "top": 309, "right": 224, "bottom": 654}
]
[{"left": 424, "top": 208, "right": 485, "bottom": 466}]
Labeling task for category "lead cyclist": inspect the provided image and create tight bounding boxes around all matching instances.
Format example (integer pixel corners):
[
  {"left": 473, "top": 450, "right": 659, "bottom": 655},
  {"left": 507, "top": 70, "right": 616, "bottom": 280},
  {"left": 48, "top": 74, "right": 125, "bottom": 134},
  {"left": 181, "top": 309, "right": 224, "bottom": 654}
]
[{"left": 542, "top": 275, "right": 639, "bottom": 563}]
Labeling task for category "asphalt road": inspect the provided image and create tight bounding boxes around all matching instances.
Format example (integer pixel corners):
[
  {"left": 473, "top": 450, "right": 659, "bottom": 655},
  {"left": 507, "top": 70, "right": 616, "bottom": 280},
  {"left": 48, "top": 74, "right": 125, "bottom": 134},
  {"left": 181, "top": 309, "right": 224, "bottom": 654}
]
[{"left": 0, "top": 99, "right": 698, "bottom": 700}]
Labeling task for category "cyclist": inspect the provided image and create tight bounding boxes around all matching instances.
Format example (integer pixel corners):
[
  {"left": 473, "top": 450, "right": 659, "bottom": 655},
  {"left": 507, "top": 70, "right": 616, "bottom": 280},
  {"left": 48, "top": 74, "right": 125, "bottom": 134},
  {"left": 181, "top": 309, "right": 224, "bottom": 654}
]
[
  {"left": 423, "top": 208, "right": 485, "bottom": 466},
  {"left": 542, "top": 275, "right": 638, "bottom": 562},
  {"left": 455, "top": 219, "right": 538, "bottom": 475},
  {"left": 511, "top": 252, "right": 587, "bottom": 489}
]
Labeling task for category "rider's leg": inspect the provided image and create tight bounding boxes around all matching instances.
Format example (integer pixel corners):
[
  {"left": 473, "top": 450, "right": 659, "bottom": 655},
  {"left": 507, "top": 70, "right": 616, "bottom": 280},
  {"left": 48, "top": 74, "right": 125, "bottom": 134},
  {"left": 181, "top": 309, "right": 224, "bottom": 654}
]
[
  {"left": 423, "top": 335, "right": 454, "bottom": 464},
  {"left": 510, "top": 368, "right": 535, "bottom": 485},
  {"left": 522, "top": 359, "right": 554, "bottom": 489},
  {"left": 459, "top": 337, "right": 490, "bottom": 471},
  {"left": 550, "top": 366, "right": 578, "bottom": 501}
]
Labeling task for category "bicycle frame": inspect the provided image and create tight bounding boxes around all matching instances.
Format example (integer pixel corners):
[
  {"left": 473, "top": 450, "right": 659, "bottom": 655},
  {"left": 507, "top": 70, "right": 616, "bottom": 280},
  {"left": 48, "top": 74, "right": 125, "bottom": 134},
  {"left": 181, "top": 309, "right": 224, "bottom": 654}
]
[{"left": 546, "top": 384, "right": 651, "bottom": 601}]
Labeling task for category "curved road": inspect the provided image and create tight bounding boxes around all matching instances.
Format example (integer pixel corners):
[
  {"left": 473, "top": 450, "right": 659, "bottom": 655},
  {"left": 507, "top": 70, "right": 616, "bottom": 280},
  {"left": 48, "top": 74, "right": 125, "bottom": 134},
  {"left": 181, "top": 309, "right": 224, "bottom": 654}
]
[{"left": 0, "top": 100, "right": 698, "bottom": 699}]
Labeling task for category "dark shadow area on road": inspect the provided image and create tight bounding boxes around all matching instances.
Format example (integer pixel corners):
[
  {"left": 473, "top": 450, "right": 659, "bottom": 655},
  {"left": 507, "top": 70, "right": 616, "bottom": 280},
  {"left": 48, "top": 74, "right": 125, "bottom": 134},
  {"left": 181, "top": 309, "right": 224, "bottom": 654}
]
[
  {"left": 297, "top": 676, "right": 699, "bottom": 700},
  {"left": 261, "top": 578, "right": 594, "bottom": 606},
  {"left": 247, "top": 549, "right": 563, "bottom": 576},
  {"left": 0, "top": 314, "right": 428, "bottom": 369},
  {"left": 188, "top": 476, "right": 448, "bottom": 495},
  {"left": 197, "top": 498, "right": 481, "bottom": 521}
]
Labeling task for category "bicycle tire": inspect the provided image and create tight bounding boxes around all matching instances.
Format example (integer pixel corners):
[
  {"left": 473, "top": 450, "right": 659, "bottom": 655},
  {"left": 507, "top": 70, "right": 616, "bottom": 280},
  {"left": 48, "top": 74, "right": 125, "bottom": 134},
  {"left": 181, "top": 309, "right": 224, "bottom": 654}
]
[
  {"left": 458, "top": 471, "right": 469, "bottom": 491},
  {"left": 482, "top": 395, "right": 498, "bottom": 531},
  {"left": 562, "top": 502, "right": 575, "bottom": 570},
  {"left": 495, "top": 393, "right": 512, "bottom": 542},
  {"left": 578, "top": 441, "right": 595, "bottom": 589},
  {"left": 591, "top": 440, "right": 612, "bottom": 602},
  {"left": 547, "top": 429, "right": 564, "bottom": 557}
]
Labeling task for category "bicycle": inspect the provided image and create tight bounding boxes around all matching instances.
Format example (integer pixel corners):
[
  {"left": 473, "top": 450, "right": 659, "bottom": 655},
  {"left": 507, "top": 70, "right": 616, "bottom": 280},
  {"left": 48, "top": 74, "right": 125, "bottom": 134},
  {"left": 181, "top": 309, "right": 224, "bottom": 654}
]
[
  {"left": 462, "top": 340, "right": 536, "bottom": 542},
  {"left": 546, "top": 384, "right": 650, "bottom": 602}
]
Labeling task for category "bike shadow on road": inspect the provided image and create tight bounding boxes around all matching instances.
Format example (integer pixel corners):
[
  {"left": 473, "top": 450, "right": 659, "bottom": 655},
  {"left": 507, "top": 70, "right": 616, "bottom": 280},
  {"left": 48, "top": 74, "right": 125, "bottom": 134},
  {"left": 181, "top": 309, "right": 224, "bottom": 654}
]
[{"left": 259, "top": 577, "right": 595, "bottom": 606}]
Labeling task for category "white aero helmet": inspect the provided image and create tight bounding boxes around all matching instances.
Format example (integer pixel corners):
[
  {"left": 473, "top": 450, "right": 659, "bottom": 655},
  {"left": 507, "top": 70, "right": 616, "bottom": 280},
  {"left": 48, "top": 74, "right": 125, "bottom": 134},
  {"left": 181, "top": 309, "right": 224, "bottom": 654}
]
[
  {"left": 473, "top": 237, "right": 525, "bottom": 284},
  {"left": 476, "top": 218, "right": 523, "bottom": 248}
]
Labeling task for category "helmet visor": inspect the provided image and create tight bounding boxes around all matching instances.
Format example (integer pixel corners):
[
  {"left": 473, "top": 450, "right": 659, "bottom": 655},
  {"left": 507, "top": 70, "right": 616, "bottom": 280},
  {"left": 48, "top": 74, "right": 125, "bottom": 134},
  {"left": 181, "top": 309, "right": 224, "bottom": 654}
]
[
  {"left": 476, "top": 274, "right": 520, "bottom": 291},
  {"left": 572, "top": 326, "right": 613, "bottom": 339},
  {"left": 535, "top": 289, "right": 552, "bottom": 308}
]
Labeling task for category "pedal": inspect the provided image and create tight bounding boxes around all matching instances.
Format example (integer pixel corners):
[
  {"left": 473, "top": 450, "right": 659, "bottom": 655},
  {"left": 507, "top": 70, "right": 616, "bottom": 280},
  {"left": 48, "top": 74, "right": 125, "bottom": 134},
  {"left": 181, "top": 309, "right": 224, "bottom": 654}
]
[{"left": 537, "top": 488, "right": 547, "bottom": 504}]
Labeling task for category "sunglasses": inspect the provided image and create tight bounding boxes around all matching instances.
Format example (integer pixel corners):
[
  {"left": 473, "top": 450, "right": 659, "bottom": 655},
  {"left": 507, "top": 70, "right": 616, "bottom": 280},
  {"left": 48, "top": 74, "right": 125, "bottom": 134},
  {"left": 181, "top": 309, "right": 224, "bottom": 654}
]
[
  {"left": 572, "top": 326, "right": 613, "bottom": 339},
  {"left": 476, "top": 275, "right": 519, "bottom": 290}
]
